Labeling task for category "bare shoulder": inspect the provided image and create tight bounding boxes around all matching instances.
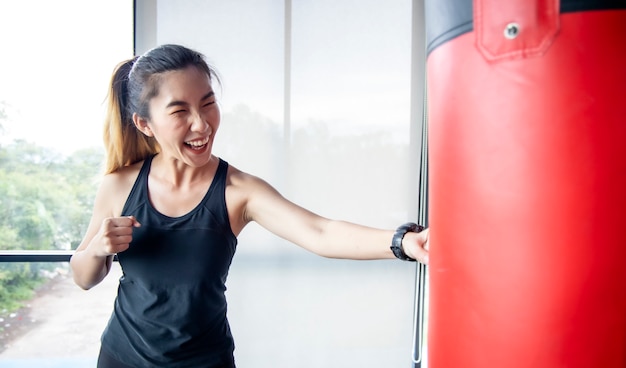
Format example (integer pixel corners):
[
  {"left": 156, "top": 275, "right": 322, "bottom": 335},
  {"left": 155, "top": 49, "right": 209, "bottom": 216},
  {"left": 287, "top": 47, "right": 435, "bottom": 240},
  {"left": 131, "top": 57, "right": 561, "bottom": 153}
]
[
  {"left": 96, "top": 161, "right": 143, "bottom": 217},
  {"left": 223, "top": 162, "right": 322, "bottom": 245},
  {"left": 225, "top": 163, "right": 276, "bottom": 194},
  {"left": 223, "top": 163, "right": 283, "bottom": 234}
]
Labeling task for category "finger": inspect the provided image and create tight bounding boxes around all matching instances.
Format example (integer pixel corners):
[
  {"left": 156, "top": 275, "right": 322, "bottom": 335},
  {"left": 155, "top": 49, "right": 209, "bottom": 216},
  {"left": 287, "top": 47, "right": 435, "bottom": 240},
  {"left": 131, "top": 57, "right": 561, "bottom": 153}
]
[
  {"left": 127, "top": 215, "right": 142, "bottom": 227},
  {"left": 409, "top": 230, "right": 430, "bottom": 264},
  {"left": 113, "top": 216, "right": 140, "bottom": 228},
  {"left": 100, "top": 233, "right": 131, "bottom": 254},
  {"left": 415, "top": 246, "right": 429, "bottom": 265},
  {"left": 101, "top": 218, "right": 137, "bottom": 244},
  {"left": 421, "top": 228, "right": 430, "bottom": 251},
  {"left": 105, "top": 216, "right": 141, "bottom": 229}
]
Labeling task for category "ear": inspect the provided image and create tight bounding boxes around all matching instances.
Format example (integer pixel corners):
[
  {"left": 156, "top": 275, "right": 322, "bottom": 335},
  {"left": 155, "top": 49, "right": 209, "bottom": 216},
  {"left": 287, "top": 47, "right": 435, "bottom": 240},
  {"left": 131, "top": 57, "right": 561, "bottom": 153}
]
[{"left": 132, "top": 113, "right": 154, "bottom": 137}]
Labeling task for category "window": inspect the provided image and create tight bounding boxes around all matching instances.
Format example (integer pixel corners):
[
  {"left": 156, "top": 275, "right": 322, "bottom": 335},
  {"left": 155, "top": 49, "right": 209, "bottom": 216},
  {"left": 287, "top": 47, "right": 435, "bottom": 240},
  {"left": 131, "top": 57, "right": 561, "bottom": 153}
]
[
  {"left": 0, "top": 0, "right": 133, "bottom": 364},
  {"left": 0, "top": 0, "right": 133, "bottom": 251}
]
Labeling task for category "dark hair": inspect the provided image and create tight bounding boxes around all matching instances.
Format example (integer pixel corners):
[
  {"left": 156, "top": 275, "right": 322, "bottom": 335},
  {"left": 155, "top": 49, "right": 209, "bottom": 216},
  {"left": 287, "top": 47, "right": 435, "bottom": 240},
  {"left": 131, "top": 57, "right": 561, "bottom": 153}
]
[{"left": 103, "top": 44, "right": 220, "bottom": 174}]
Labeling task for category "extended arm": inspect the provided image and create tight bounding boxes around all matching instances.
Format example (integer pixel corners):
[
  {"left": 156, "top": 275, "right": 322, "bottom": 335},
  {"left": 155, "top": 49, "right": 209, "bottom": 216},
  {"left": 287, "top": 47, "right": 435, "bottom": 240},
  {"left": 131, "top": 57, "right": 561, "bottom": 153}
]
[{"left": 239, "top": 173, "right": 429, "bottom": 263}]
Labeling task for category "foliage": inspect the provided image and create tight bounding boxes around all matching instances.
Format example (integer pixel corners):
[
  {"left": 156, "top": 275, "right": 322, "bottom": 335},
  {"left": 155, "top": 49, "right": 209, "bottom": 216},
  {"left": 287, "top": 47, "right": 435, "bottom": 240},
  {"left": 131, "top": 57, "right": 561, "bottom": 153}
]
[
  {"left": 0, "top": 135, "right": 103, "bottom": 312},
  {"left": 0, "top": 265, "right": 43, "bottom": 311}
]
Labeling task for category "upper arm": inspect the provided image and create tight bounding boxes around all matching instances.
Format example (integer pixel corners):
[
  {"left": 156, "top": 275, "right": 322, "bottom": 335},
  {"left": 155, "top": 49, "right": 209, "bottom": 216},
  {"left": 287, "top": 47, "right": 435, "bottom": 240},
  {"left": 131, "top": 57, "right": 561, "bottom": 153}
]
[
  {"left": 227, "top": 167, "right": 398, "bottom": 260},
  {"left": 233, "top": 171, "right": 329, "bottom": 251}
]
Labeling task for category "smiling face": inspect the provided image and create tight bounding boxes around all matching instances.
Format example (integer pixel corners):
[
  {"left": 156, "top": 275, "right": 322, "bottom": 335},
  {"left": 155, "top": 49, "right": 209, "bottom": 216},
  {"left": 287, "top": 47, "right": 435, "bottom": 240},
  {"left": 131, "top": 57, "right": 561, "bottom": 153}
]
[{"left": 133, "top": 65, "right": 220, "bottom": 167}]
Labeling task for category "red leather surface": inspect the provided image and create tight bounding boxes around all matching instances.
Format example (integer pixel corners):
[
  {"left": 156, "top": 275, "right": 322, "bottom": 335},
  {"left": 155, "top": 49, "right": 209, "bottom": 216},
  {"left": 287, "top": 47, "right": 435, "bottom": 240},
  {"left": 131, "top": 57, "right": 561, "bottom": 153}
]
[{"left": 427, "top": 9, "right": 626, "bottom": 368}]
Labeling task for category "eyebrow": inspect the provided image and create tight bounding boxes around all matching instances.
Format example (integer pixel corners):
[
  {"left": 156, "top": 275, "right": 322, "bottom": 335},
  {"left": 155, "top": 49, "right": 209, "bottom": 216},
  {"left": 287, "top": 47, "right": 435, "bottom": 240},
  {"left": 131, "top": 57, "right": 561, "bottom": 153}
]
[{"left": 165, "top": 91, "right": 215, "bottom": 109}]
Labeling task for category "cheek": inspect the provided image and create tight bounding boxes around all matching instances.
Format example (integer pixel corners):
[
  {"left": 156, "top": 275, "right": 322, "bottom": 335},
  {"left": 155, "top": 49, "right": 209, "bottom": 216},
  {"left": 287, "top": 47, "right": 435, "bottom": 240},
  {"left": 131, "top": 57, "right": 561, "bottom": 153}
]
[
  {"left": 210, "top": 108, "right": 221, "bottom": 132},
  {"left": 150, "top": 119, "right": 186, "bottom": 141}
]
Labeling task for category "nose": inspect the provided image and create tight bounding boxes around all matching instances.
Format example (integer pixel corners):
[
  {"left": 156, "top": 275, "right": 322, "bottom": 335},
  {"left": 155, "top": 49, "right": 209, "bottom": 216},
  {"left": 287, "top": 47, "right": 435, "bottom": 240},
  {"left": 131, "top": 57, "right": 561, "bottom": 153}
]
[{"left": 191, "top": 112, "right": 211, "bottom": 134}]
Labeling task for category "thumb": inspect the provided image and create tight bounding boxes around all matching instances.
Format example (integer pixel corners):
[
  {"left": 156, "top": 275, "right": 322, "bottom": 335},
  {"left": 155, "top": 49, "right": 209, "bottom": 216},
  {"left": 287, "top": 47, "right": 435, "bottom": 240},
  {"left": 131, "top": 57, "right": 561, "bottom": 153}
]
[
  {"left": 127, "top": 215, "right": 142, "bottom": 227},
  {"left": 420, "top": 228, "right": 429, "bottom": 251},
  {"left": 410, "top": 228, "right": 429, "bottom": 264}
]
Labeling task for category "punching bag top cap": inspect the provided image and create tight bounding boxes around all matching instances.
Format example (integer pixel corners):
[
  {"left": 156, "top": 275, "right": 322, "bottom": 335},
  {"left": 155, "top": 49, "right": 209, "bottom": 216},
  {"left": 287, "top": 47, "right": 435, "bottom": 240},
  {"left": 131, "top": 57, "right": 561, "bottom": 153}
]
[{"left": 425, "top": 0, "right": 626, "bottom": 55}]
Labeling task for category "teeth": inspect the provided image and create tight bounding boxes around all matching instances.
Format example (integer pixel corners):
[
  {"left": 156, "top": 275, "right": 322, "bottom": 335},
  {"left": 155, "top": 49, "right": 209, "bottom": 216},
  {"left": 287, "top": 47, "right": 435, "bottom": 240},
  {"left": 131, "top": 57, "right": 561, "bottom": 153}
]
[{"left": 185, "top": 137, "right": 209, "bottom": 147}]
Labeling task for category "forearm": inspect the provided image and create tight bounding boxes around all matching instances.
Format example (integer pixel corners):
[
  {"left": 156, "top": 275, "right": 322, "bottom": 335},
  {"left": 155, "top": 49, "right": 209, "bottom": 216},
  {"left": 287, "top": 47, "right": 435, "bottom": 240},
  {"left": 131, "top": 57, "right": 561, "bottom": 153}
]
[
  {"left": 70, "top": 248, "right": 113, "bottom": 290},
  {"left": 309, "top": 220, "right": 396, "bottom": 260}
]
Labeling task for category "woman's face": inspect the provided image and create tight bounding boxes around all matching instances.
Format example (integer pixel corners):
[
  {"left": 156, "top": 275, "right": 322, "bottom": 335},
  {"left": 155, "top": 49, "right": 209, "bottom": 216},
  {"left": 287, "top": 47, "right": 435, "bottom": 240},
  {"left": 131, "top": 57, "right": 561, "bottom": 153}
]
[{"left": 135, "top": 65, "right": 220, "bottom": 167}]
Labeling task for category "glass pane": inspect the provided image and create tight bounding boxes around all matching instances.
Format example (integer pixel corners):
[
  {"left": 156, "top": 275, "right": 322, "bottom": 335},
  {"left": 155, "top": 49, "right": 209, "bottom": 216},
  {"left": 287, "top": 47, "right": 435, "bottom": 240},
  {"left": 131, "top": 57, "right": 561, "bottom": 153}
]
[
  {"left": 0, "top": 0, "right": 133, "bottom": 366},
  {"left": 0, "top": 262, "right": 121, "bottom": 366},
  {"left": 288, "top": 2, "right": 416, "bottom": 366},
  {"left": 290, "top": 0, "right": 413, "bottom": 225},
  {"left": 0, "top": 0, "right": 134, "bottom": 250}
]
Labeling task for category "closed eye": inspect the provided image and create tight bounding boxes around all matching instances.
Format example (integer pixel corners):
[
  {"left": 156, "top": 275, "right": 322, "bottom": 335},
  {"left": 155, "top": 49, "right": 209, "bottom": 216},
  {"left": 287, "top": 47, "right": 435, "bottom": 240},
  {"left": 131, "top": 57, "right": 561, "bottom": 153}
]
[{"left": 201, "top": 91, "right": 216, "bottom": 108}]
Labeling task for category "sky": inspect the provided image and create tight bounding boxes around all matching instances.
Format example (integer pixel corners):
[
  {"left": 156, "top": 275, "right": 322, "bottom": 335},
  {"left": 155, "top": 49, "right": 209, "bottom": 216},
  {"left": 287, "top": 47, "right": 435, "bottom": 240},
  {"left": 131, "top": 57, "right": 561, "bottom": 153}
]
[{"left": 0, "top": 0, "right": 133, "bottom": 155}]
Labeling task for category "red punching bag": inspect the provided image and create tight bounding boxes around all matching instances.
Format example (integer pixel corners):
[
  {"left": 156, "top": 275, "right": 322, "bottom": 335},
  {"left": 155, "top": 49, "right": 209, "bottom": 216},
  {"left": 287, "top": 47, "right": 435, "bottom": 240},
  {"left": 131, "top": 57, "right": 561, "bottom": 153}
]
[{"left": 427, "top": 1, "right": 626, "bottom": 367}]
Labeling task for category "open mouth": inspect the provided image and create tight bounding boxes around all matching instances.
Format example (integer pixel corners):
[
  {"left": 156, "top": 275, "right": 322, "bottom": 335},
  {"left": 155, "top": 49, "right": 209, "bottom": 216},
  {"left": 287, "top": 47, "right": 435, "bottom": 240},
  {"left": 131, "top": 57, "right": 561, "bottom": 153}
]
[{"left": 184, "top": 137, "right": 209, "bottom": 150}]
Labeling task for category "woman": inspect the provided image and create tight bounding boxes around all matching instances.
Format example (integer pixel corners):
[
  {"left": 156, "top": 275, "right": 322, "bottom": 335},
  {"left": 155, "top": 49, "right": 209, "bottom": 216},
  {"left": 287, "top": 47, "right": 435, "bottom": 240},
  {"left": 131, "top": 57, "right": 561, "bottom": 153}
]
[{"left": 70, "top": 44, "right": 429, "bottom": 368}]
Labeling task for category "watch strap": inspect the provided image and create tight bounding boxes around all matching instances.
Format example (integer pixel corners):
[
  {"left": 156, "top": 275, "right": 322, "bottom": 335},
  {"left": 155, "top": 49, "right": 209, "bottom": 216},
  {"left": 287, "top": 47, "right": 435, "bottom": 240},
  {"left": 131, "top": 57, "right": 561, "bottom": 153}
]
[{"left": 390, "top": 222, "right": 424, "bottom": 261}]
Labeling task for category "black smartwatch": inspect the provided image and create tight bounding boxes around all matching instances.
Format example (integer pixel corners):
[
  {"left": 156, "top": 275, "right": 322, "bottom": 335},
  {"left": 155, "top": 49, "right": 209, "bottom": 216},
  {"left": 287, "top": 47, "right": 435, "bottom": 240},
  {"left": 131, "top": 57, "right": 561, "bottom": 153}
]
[{"left": 390, "top": 222, "right": 424, "bottom": 261}]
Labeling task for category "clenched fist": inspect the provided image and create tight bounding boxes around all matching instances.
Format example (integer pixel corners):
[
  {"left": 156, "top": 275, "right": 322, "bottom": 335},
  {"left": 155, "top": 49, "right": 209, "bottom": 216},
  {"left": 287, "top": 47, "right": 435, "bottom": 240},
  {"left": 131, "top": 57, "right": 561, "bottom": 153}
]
[{"left": 96, "top": 216, "right": 142, "bottom": 256}]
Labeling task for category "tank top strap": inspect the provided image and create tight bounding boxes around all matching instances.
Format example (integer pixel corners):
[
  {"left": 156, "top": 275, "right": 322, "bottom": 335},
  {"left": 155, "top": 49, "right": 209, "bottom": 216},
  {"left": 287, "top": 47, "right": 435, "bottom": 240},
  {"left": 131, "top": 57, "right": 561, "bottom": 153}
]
[
  {"left": 121, "top": 155, "right": 154, "bottom": 217},
  {"left": 135, "top": 155, "right": 154, "bottom": 188},
  {"left": 198, "top": 157, "right": 228, "bottom": 208},
  {"left": 212, "top": 158, "right": 228, "bottom": 191}
]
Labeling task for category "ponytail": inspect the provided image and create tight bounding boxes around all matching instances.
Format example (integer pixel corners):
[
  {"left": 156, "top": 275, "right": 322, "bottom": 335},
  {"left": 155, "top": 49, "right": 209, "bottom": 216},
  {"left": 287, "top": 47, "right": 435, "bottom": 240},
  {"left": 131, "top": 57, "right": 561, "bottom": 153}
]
[{"left": 102, "top": 58, "right": 159, "bottom": 174}]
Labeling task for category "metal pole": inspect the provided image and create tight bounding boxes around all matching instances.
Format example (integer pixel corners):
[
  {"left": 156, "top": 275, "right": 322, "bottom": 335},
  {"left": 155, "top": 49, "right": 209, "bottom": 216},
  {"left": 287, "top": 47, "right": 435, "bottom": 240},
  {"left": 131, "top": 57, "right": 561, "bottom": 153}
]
[{"left": 410, "top": 1, "right": 428, "bottom": 366}]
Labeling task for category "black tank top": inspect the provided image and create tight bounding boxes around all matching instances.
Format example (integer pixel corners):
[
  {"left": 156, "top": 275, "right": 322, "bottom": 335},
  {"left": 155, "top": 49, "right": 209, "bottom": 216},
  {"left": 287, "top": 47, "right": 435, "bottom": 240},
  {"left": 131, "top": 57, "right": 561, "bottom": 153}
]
[{"left": 100, "top": 155, "right": 238, "bottom": 367}]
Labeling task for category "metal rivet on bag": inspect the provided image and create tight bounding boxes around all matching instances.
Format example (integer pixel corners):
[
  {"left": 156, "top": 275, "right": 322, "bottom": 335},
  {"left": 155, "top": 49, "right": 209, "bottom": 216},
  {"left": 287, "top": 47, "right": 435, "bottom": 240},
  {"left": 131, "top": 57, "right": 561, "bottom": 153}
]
[{"left": 504, "top": 23, "right": 520, "bottom": 39}]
